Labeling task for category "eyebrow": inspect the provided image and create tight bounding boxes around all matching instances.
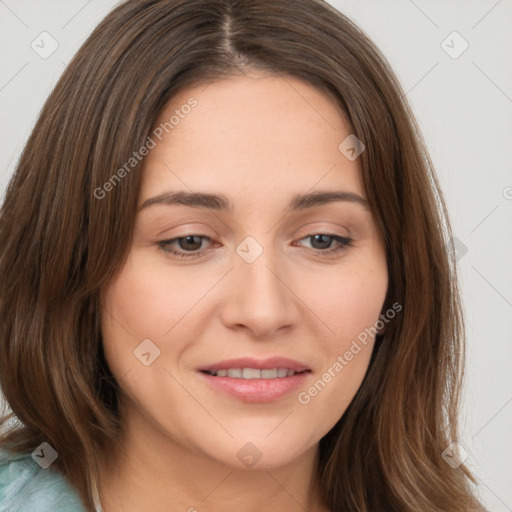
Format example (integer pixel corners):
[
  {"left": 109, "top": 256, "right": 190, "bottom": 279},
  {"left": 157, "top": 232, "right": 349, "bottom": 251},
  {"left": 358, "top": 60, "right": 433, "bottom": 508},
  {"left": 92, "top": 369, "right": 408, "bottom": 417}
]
[{"left": 139, "top": 190, "right": 370, "bottom": 212}]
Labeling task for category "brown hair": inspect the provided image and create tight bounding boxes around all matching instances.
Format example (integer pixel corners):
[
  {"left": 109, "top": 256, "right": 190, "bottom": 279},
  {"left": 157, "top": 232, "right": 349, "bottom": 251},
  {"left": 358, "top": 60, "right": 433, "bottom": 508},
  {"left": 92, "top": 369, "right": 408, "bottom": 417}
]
[{"left": 0, "top": 0, "right": 485, "bottom": 510}]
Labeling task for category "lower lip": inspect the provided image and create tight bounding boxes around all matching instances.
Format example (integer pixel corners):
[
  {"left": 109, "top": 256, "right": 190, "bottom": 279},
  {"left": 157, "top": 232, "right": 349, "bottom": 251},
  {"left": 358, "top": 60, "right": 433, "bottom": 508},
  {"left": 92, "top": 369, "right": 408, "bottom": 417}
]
[{"left": 198, "top": 371, "right": 310, "bottom": 403}]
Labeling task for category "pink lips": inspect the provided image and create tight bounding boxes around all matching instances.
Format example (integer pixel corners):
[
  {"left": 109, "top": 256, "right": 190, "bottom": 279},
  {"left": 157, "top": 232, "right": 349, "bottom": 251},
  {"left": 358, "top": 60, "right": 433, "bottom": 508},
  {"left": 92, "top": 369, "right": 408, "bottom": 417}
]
[{"left": 197, "top": 356, "right": 311, "bottom": 403}]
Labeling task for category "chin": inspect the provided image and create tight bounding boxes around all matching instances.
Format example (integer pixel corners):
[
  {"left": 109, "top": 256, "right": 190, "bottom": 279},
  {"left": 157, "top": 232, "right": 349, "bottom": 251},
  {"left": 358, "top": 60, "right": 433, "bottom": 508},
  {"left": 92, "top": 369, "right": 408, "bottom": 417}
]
[{"left": 199, "top": 432, "right": 317, "bottom": 471}]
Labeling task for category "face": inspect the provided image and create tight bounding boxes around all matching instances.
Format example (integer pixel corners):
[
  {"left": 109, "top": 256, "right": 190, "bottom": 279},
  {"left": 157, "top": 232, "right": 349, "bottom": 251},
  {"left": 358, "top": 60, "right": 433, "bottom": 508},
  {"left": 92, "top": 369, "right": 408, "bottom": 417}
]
[{"left": 100, "top": 73, "right": 388, "bottom": 470}]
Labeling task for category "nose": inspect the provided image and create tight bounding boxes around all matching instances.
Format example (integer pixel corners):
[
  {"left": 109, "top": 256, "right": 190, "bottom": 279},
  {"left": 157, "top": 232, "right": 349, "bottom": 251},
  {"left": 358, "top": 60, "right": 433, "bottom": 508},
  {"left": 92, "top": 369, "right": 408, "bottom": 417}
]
[{"left": 219, "top": 243, "right": 300, "bottom": 339}]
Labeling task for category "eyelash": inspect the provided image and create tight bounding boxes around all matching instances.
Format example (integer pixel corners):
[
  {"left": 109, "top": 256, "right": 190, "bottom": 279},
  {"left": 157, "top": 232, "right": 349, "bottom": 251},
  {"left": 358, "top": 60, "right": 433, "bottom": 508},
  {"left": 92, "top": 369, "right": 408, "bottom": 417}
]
[{"left": 157, "top": 233, "right": 354, "bottom": 259}]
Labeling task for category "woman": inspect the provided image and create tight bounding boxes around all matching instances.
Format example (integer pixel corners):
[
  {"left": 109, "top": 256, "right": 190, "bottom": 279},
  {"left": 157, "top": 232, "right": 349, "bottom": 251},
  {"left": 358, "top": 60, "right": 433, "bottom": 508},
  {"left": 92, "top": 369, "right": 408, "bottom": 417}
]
[{"left": 0, "top": 0, "right": 486, "bottom": 510}]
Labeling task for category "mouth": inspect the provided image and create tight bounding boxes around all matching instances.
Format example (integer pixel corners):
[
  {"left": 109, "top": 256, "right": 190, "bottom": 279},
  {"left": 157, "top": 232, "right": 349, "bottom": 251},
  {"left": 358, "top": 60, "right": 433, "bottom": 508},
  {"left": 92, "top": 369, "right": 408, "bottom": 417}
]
[
  {"left": 197, "top": 357, "right": 312, "bottom": 402},
  {"left": 200, "top": 368, "right": 309, "bottom": 379}
]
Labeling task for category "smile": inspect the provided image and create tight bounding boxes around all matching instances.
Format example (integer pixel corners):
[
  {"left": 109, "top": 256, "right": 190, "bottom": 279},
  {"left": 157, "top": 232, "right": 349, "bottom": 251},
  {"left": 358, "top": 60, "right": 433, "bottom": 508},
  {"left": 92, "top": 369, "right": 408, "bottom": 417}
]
[
  {"left": 201, "top": 368, "right": 308, "bottom": 379},
  {"left": 197, "top": 357, "right": 312, "bottom": 402}
]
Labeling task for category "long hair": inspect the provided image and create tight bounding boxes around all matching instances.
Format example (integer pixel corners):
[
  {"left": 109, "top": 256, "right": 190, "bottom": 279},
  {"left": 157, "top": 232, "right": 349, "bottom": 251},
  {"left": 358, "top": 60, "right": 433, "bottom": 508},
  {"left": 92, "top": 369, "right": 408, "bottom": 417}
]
[{"left": 0, "top": 0, "right": 484, "bottom": 510}]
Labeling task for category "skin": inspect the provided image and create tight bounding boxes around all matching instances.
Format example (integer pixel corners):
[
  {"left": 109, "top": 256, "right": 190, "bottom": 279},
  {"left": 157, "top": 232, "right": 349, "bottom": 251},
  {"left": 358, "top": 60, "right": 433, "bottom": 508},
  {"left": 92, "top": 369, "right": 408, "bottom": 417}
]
[{"left": 98, "top": 72, "right": 388, "bottom": 512}]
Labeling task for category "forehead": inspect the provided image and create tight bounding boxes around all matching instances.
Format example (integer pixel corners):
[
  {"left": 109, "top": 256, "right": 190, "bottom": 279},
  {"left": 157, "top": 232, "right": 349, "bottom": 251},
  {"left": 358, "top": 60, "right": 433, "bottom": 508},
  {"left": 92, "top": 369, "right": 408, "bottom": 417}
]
[{"left": 140, "top": 74, "right": 363, "bottom": 204}]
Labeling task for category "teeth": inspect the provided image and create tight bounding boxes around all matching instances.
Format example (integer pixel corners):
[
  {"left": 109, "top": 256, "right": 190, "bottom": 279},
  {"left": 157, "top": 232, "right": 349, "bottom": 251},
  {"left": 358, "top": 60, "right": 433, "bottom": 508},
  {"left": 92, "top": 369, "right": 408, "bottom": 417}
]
[
  {"left": 207, "top": 368, "right": 301, "bottom": 379},
  {"left": 243, "top": 368, "right": 262, "bottom": 379}
]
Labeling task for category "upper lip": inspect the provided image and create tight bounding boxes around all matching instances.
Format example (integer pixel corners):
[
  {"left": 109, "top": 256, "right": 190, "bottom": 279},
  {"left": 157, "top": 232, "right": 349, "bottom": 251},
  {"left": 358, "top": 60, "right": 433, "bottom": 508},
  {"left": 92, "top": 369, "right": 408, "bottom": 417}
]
[{"left": 198, "top": 357, "right": 311, "bottom": 373}]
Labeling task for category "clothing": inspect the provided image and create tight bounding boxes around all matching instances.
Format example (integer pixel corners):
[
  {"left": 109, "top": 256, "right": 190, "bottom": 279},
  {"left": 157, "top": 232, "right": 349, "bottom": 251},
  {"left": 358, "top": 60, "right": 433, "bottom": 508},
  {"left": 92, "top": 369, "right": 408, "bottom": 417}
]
[{"left": 0, "top": 448, "right": 87, "bottom": 512}]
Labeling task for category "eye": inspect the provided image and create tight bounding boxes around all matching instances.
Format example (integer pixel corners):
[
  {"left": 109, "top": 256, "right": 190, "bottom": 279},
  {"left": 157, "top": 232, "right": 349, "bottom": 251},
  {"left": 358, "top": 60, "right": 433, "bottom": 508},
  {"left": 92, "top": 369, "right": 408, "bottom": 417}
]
[
  {"left": 295, "top": 233, "right": 354, "bottom": 257},
  {"left": 158, "top": 233, "right": 353, "bottom": 260},
  {"left": 157, "top": 235, "right": 213, "bottom": 259}
]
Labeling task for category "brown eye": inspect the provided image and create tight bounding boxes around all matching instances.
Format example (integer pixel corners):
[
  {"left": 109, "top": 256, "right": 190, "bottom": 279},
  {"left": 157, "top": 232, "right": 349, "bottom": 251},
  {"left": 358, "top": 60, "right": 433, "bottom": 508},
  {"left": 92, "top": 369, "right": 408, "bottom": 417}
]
[
  {"left": 176, "top": 235, "right": 204, "bottom": 251},
  {"left": 158, "top": 235, "right": 212, "bottom": 258},
  {"left": 309, "top": 234, "right": 336, "bottom": 250},
  {"left": 296, "top": 234, "right": 354, "bottom": 256}
]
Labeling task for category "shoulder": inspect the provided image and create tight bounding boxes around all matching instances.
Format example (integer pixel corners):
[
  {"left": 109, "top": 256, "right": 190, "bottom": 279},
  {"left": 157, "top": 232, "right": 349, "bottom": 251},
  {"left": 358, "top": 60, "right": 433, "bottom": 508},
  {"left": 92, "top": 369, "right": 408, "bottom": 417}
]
[{"left": 0, "top": 447, "right": 86, "bottom": 512}]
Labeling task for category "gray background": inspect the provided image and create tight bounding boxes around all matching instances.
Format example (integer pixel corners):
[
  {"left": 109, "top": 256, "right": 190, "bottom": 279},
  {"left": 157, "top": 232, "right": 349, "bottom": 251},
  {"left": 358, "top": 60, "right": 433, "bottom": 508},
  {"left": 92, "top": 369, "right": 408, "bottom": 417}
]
[{"left": 1, "top": 0, "right": 511, "bottom": 510}]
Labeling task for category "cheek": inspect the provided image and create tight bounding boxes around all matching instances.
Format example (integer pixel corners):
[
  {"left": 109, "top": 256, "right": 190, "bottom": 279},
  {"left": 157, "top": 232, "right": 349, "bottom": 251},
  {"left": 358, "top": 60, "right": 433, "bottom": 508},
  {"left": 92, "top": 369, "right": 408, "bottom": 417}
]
[
  {"left": 100, "top": 251, "right": 206, "bottom": 341},
  {"left": 99, "top": 254, "right": 173, "bottom": 375},
  {"left": 303, "top": 259, "right": 388, "bottom": 350},
  {"left": 99, "top": 249, "right": 223, "bottom": 392},
  {"left": 99, "top": 258, "right": 194, "bottom": 423},
  {"left": 293, "top": 257, "right": 387, "bottom": 419}
]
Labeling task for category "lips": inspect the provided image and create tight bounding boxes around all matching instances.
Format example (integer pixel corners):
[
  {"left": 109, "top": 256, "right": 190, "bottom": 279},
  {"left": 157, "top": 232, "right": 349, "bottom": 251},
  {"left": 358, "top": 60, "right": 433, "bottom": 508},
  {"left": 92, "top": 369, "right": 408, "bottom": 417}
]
[
  {"left": 197, "top": 357, "right": 311, "bottom": 403},
  {"left": 203, "top": 368, "right": 302, "bottom": 378}
]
